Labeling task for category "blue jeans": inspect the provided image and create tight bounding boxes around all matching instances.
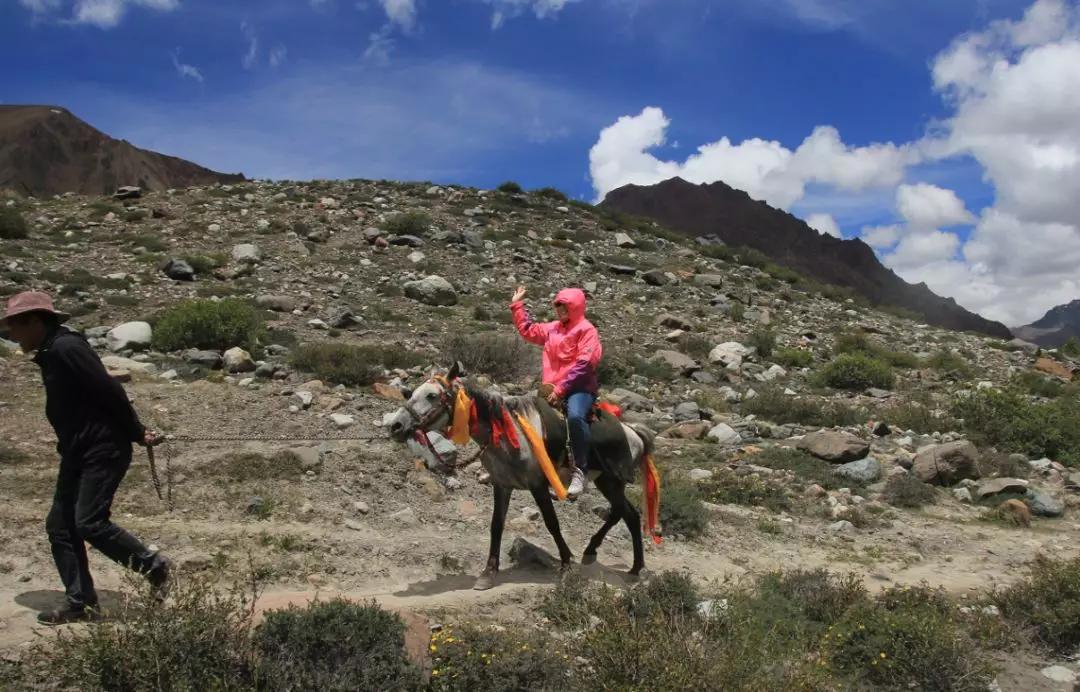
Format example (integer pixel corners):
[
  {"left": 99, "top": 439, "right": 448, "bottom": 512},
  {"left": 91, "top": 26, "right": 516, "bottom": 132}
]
[{"left": 566, "top": 392, "right": 595, "bottom": 472}]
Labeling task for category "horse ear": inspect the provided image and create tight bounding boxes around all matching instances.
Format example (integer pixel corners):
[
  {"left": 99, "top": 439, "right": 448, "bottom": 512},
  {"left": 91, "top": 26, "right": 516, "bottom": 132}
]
[{"left": 448, "top": 360, "right": 465, "bottom": 381}]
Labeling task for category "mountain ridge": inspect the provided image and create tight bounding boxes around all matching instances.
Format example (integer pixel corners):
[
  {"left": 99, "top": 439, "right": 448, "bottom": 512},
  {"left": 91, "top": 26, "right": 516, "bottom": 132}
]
[
  {"left": 600, "top": 176, "right": 1012, "bottom": 339},
  {"left": 1015, "top": 299, "right": 1080, "bottom": 347}
]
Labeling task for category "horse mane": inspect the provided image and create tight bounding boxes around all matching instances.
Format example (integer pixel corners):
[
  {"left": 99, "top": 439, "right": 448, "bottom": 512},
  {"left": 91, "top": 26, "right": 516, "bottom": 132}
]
[{"left": 459, "top": 378, "right": 536, "bottom": 428}]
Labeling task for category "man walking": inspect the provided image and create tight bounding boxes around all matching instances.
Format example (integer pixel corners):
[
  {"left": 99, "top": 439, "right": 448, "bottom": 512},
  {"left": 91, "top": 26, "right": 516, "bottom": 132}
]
[{"left": 2, "top": 291, "right": 170, "bottom": 625}]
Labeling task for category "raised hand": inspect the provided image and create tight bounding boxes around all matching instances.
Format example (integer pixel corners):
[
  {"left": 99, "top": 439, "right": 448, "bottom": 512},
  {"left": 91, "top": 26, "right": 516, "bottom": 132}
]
[{"left": 511, "top": 285, "right": 527, "bottom": 303}]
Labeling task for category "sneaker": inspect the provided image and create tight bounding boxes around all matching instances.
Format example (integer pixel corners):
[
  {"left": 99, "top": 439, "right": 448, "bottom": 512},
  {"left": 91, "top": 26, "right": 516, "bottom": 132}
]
[
  {"left": 37, "top": 605, "right": 98, "bottom": 626},
  {"left": 567, "top": 469, "right": 587, "bottom": 499},
  {"left": 146, "top": 555, "right": 172, "bottom": 602}
]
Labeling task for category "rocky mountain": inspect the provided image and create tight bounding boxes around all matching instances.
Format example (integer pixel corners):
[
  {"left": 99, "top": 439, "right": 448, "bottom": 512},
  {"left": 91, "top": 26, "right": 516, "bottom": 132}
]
[
  {"left": 600, "top": 177, "right": 1011, "bottom": 339},
  {"left": 1015, "top": 299, "right": 1080, "bottom": 347},
  {"left": 0, "top": 105, "right": 244, "bottom": 197}
]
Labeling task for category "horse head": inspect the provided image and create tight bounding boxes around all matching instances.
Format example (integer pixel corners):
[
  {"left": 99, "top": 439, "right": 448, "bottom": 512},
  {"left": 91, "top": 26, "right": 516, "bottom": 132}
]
[{"left": 387, "top": 361, "right": 465, "bottom": 463}]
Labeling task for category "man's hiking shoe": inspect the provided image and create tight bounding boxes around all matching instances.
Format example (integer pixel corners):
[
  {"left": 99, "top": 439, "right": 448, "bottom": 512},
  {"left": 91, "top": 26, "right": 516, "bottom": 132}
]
[
  {"left": 567, "top": 469, "right": 587, "bottom": 499},
  {"left": 146, "top": 555, "right": 171, "bottom": 601},
  {"left": 37, "top": 606, "right": 98, "bottom": 626}
]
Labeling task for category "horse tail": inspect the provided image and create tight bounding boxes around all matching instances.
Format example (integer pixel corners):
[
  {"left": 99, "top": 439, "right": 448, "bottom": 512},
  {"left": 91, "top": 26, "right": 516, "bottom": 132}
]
[{"left": 629, "top": 424, "right": 662, "bottom": 545}]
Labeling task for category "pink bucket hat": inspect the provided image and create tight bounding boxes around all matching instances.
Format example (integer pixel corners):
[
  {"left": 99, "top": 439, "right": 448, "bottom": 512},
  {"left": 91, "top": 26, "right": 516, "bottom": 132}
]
[{"left": 2, "top": 291, "right": 70, "bottom": 324}]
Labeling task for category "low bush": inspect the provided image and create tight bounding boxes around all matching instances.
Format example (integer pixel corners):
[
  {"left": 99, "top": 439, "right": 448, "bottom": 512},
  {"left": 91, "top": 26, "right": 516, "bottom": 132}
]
[
  {"left": 429, "top": 623, "right": 566, "bottom": 691},
  {"left": 994, "top": 554, "right": 1080, "bottom": 653},
  {"left": 701, "top": 472, "right": 790, "bottom": 512},
  {"left": 254, "top": 599, "right": 422, "bottom": 691},
  {"left": 0, "top": 207, "right": 29, "bottom": 239},
  {"left": 1060, "top": 337, "right": 1080, "bottom": 358},
  {"left": 878, "top": 400, "right": 960, "bottom": 434},
  {"left": 152, "top": 299, "right": 265, "bottom": 353},
  {"left": 773, "top": 347, "right": 813, "bottom": 368},
  {"left": 205, "top": 451, "right": 304, "bottom": 482},
  {"left": 1012, "top": 371, "right": 1065, "bottom": 398},
  {"left": 833, "top": 331, "right": 919, "bottom": 369},
  {"left": 883, "top": 474, "right": 936, "bottom": 508},
  {"left": 924, "top": 350, "right": 975, "bottom": 379},
  {"left": 533, "top": 186, "right": 568, "bottom": 202},
  {"left": 751, "top": 447, "right": 852, "bottom": 489},
  {"left": 952, "top": 387, "right": 1080, "bottom": 466},
  {"left": 747, "top": 327, "right": 776, "bottom": 358},
  {"left": 742, "top": 386, "right": 863, "bottom": 427},
  {"left": 183, "top": 253, "right": 228, "bottom": 276},
  {"left": 291, "top": 342, "right": 425, "bottom": 386},
  {"left": 677, "top": 333, "right": 713, "bottom": 360},
  {"left": 382, "top": 211, "right": 432, "bottom": 236},
  {"left": 728, "top": 302, "right": 745, "bottom": 322},
  {"left": 440, "top": 332, "right": 536, "bottom": 382},
  {"left": 496, "top": 180, "right": 523, "bottom": 194},
  {"left": 656, "top": 473, "right": 710, "bottom": 539},
  {"left": 816, "top": 353, "right": 895, "bottom": 390}
]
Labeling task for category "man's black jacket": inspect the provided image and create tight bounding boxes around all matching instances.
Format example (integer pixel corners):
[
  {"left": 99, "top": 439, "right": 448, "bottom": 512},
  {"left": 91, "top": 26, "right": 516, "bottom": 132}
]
[{"left": 32, "top": 328, "right": 145, "bottom": 457}]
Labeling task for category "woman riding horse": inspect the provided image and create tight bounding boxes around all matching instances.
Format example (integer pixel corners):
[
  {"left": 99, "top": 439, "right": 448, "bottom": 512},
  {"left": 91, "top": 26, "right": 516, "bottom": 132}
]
[{"left": 510, "top": 286, "right": 600, "bottom": 499}]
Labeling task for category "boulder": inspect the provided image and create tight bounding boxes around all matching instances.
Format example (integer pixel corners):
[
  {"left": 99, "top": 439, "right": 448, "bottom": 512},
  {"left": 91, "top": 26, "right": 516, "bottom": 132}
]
[
  {"left": 107, "top": 322, "right": 152, "bottom": 353},
  {"left": 692, "top": 274, "right": 725, "bottom": 288},
  {"left": 403, "top": 275, "right": 458, "bottom": 306},
  {"left": 660, "top": 421, "right": 711, "bottom": 440},
  {"left": 797, "top": 430, "right": 870, "bottom": 463},
  {"left": 223, "top": 347, "right": 256, "bottom": 373},
  {"left": 606, "top": 264, "right": 637, "bottom": 275},
  {"left": 688, "top": 468, "right": 713, "bottom": 482},
  {"left": 614, "top": 232, "right": 635, "bottom": 248},
  {"left": 329, "top": 311, "right": 362, "bottom": 329},
  {"left": 113, "top": 186, "right": 142, "bottom": 200},
  {"left": 162, "top": 258, "right": 195, "bottom": 281},
  {"left": 389, "top": 235, "right": 424, "bottom": 247},
  {"left": 912, "top": 440, "right": 981, "bottom": 485},
  {"left": 707, "top": 423, "right": 741, "bottom": 445},
  {"left": 835, "top": 457, "right": 882, "bottom": 484},
  {"left": 256, "top": 295, "right": 297, "bottom": 313},
  {"left": 231, "top": 244, "right": 262, "bottom": 264},
  {"left": 1025, "top": 490, "right": 1064, "bottom": 517},
  {"left": 183, "top": 349, "right": 223, "bottom": 369},
  {"left": 709, "top": 342, "right": 750, "bottom": 369},
  {"left": 656, "top": 314, "right": 693, "bottom": 331},
  {"left": 672, "top": 401, "right": 701, "bottom": 422},
  {"left": 975, "top": 478, "right": 1029, "bottom": 500},
  {"left": 642, "top": 269, "right": 673, "bottom": 286},
  {"left": 607, "top": 388, "right": 654, "bottom": 412},
  {"left": 653, "top": 350, "right": 698, "bottom": 375},
  {"left": 330, "top": 413, "right": 355, "bottom": 429}
]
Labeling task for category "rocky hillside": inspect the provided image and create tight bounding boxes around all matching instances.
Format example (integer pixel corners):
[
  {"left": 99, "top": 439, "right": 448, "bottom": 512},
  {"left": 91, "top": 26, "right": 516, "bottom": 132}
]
[
  {"left": 600, "top": 176, "right": 1012, "bottom": 339},
  {"left": 1015, "top": 299, "right": 1080, "bottom": 348},
  {"left": 2, "top": 179, "right": 1079, "bottom": 690},
  {"left": 0, "top": 105, "right": 244, "bottom": 197}
]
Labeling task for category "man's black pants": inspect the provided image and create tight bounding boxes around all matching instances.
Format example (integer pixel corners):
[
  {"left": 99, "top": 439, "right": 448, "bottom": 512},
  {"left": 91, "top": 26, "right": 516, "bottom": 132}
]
[{"left": 46, "top": 442, "right": 160, "bottom": 609}]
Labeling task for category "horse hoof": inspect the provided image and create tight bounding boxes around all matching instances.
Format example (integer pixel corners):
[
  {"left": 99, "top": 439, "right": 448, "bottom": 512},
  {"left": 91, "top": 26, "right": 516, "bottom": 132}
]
[
  {"left": 474, "top": 572, "right": 496, "bottom": 591},
  {"left": 581, "top": 552, "right": 597, "bottom": 566}
]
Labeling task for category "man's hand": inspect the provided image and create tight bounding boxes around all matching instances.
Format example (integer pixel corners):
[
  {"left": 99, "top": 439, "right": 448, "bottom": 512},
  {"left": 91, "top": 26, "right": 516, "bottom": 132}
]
[
  {"left": 511, "top": 285, "right": 527, "bottom": 303},
  {"left": 143, "top": 430, "right": 163, "bottom": 447}
]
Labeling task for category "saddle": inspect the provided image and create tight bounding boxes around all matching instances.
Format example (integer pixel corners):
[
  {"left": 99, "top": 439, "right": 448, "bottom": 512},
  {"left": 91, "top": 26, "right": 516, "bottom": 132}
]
[{"left": 534, "top": 386, "right": 634, "bottom": 483}]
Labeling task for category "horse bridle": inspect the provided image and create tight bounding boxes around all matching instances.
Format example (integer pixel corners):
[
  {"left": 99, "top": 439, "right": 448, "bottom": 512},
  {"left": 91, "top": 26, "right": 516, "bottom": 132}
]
[{"left": 401, "top": 376, "right": 459, "bottom": 471}]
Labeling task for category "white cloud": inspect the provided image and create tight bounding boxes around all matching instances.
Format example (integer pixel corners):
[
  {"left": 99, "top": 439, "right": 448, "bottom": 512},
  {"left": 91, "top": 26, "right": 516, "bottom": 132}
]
[
  {"left": 588, "top": 106, "right": 913, "bottom": 207},
  {"left": 18, "top": 0, "right": 62, "bottom": 12},
  {"left": 895, "top": 183, "right": 975, "bottom": 230},
  {"left": 269, "top": 45, "right": 288, "bottom": 69},
  {"left": 861, "top": 224, "right": 901, "bottom": 249},
  {"left": 885, "top": 229, "right": 962, "bottom": 270},
  {"left": 171, "top": 49, "right": 203, "bottom": 83},
  {"left": 480, "top": 0, "right": 584, "bottom": 29},
  {"left": 240, "top": 21, "right": 258, "bottom": 70},
  {"left": 71, "top": 0, "right": 178, "bottom": 28},
  {"left": 380, "top": 0, "right": 417, "bottom": 31},
  {"left": 806, "top": 213, "right": 840, "bottom": 238},
  {"left": 363, "top": 25, "right": 396, "bottom": 65}
]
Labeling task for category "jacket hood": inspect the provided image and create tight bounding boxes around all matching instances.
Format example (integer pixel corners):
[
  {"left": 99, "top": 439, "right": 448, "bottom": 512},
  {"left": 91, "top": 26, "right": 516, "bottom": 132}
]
[{"left": 554, "top": 288, "right": 587, "bottom": 325}]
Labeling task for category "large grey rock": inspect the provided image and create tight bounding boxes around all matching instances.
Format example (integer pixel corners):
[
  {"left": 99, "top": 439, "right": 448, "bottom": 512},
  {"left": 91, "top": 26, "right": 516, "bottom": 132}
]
[
  {"left": 707, "top": 423, "right": 741, "bottom": 445},
  {"left": 656, "top": 314, "right": 693, "bottom": 331},
  {"left": 162, "top": 258, "right": 195, "bottom": 281},
  {"left": 256, "top": 295, "right": 297, "bottom": 313},
  {"left": 183, "top": 349, "right": 223, "bottom": 369},
  {"left": 797, "top": 430, "right": 870, "bottom": 463},
  {"left": 614, "top": 232, "right": 635, "bottom": 248},
  {"left": 607, "top": 388, "right": 654, "bottom": 412},
  {"left": 975, "top": 477, "right": 1029, "bottom": 500},
  {"left": 709, "top": 342, "right": 750, "bottom": 369},
  {"left": 1025, "top": 490, "right": 1065, "bottom": 517},
  {"left": 912, "top": 440, "right": 981, "bottom": 485},
  {"left": 673, "top": 401, "right": 701, "bottom": 422},
  {"left": 107, "top": 322, "right": 152, "bottom": 353},
  {"left": 653, "top": 350, "right": 698, "bottom": 375},
  {"left": 231, "top": 243, "right": 262, "bottom": 264},
  {"left": 113, "top": 186, "right": 142, "bottom": 200},
  {"left": 692, "top": 274, "right": 725, "bottom": 288},
  {"left": 835, "top": 457, "right": 882, "bottom": 484},
  {"left": 642, "top": 269, "right": 673, "bottom": 286},
  {"left": 223, "top": 347, "right": 255, "bottom": 373},
  {"left": 403, "top": 275, "right": 458, "bottom": 306}
]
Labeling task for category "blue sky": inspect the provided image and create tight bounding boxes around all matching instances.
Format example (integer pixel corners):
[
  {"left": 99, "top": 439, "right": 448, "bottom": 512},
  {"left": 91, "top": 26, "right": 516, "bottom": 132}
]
[{"left": 4, "top": 0, "right": 1080, "bottom": 327}]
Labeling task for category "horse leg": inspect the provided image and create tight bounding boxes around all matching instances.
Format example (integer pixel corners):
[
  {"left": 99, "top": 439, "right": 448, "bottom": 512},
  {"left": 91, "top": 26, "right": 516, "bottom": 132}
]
[
  {"left": 609, "top": 480, "right": 645, "bottom": 577},
  {"left": 475, "top": 485, "right": 512, "bottom": 591},
  {"left": 582, "top": 474, "right": 623, "bottom": 565},
  {"left": 528, "top": 486, "right": 574, "bottom": 571}
]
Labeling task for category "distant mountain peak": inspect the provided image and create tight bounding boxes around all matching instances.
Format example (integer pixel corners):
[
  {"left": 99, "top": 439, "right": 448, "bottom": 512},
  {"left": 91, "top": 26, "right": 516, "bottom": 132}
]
[
  {"left": 600, "top": 176, "right": 1011, "bottom": 338},
  {"left": 0, "top": 104, "right": 244, "bottom": 197},
  {"left": 1015, "top": 299, "right": 1080, "bottom": 347}
]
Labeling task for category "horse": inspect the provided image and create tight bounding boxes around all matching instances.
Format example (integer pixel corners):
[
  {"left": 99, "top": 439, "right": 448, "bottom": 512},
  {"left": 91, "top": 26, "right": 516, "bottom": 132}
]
[{"left": 387, "top": 362, "right": 660, "bottom": 590}]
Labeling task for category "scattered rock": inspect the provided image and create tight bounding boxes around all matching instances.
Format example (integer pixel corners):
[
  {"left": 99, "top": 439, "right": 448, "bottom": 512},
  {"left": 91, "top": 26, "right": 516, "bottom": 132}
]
[
  {"left": 912, "top": 440, "right": 981, "bottom": 485},
  {"left": 707, "top": 423, "right": 741, "bottom": 445},
  {"left": 952, "top": 487, "right": 973, "bottom": 503},
  {"left": 709, "top": 342, "right": 749, "bottom": 369},
  {"left": 1025, "top": 490, "right": 1065, "bottom": 517},
  {"left": 688, "top": 468, "right": 713, "bottom": 482},
  {"left": 508, "top": 537, "right": 558, "bottom": 569},
  {"left": 835, "top": 457, "right": 882, "bottom": 484},
  {"left": 106, "top": 322, "right": 152, "bottom": 353},
  {"left": 995, "top": 499, "right": 1031, "bottom": 527},
  {"left": 403, "top": 275, "right": 458, "bottom": 306},
  {"left": 797, "top": 430, "right": 870, "bottom": 463},
  {"left": 162, "top": 258, "right": 195, "bottom": 281},
  {"left": 975, "top": 478, "right": 1029, "bottom": 500},
  {"left": 232, "top": 243, "right": 262, "bottom": 264},
  {"left": 614, "top": 232, "right": 635, "bottom": 248},
  {"left": 184, "top": 349, "right": 223, "bottom": 369},
  {"left": 388, "top": 507, "right": 419, "bottom": 526},
  {"left": 330, "top": 413, "right": 355, "bottom": 429},
  {"left": 673, "top": 401, "right": 701, "bottom": 422},
  {"left": 828, "top": 520, "right": 855, "bottom": 534},
  {"left": 1040, "top": 666, "right": 1077, "bottom": 684},
  {"left": 223, "top": 347, "right": 256, "bottom": 373},
  {"left": 113, "top": 185, "right": 142, "bottom": 200},
  {"left": 656, "top": 313, "right": 693, "bottom": 331},
  {"left": 642, "top": 269, "right": 673, "bottom": 286},
  {"left": 653, "top": 350, "right": 698, "bottom": 375},
  {"left": 256, "top": 295, "right": 297, "bottom": 313}
]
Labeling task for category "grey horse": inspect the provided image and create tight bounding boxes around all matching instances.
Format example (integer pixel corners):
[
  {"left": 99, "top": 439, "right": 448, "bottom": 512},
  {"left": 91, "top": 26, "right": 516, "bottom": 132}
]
[{"left": 387, "top": 363, "right": 658, "bottom": 590}]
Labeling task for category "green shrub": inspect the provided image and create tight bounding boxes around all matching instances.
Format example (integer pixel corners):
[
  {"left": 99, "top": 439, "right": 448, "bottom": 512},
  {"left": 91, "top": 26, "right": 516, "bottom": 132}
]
[
  {"left": 657, "top": 474, "right": 710, "bottom": 539},
  {"left": 751, "top": 447, "right": 854, "bottom": 489},
  {"left": 924, "top": 350, "right": 975, "bottom": 379},
  {"left": 496, "top": 180, "right": 523, "bottom": 194},
  {"left": 742, "top": 387, "right": 863, "bottom": 427},
  {"left": 428, "top": 623, "right": 566, "bottom": 691},
  {"left": 440, "top": 332, "right": 536, "bottom": 382},
  {"left": 205, "top": 451, "right": 304, "bottom": 482},
  {"left": 676, "top": 333, "right": 712, "bottom": 360},
  {"left": 183, "top": 253, "right": 228, "bottom": 276},
  {"left": 0, "top": 207, "right": 29, "bottom": 239},
  {"left": 132, "top": 234, "right": 169, "bottom": 252},
  {"left": 291, "top": 342, "right": 424, "bottom": 386},
  {"left": 747, "top": 327, "right": 776, "bottom": 358},
  {"left": 817, "top": 353, "right": 895, "bottom": 390},
  {"left": 883, "top": 474, "right": 936, "bottom": 508},
  {"left": 952, "top": 387, "right": 1080, "bottom": 466},
  {"left": 1012, "top": 371, "right": 1065, "bottom": 398},
  {"left": 701, "top": 472, "right": 790, "bottom": 512},
  {"left": 381, "top": 211, "right": 432, "bottom": 236},
  {"left": 1060, "top": 337, "right": 1080, "bottom": 358},
  {"left": 534, "top": 186, "right": 568, "bottom": 202},
  {"left": 994, "top": 554, "right": 1080, "bottom": 653},
  {"left": 254, "top": 599, "right": 421, "bottom": 691},
  {"left": 878, "top": 400, "right": 959, "bottom": 434},
  {"left": 773, "top": 347, "right": 813, "bottom": 368},
  {"left": 152, "top": 299, "right": 264, "bottom": 353},
  {"left": 833, "top": 331, "right": 919, "bottom": 368},
  {"left": 728, "top": 301, "right": 745, "bottom": 322}
]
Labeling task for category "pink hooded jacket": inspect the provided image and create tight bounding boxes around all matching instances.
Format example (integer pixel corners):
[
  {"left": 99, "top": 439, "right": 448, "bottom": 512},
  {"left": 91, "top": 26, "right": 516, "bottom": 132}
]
[{"left": 510, "top": 288, "right": 602, "bottom": 398}]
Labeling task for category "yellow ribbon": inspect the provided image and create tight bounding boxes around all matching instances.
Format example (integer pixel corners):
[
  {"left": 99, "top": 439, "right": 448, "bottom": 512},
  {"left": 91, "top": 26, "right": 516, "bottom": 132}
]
[
  {"left": 515, "top": 413, "right": 568, "bottom": 501},
  {"left": 449, "top": 387, "right": 473, "bottom": 446}
]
